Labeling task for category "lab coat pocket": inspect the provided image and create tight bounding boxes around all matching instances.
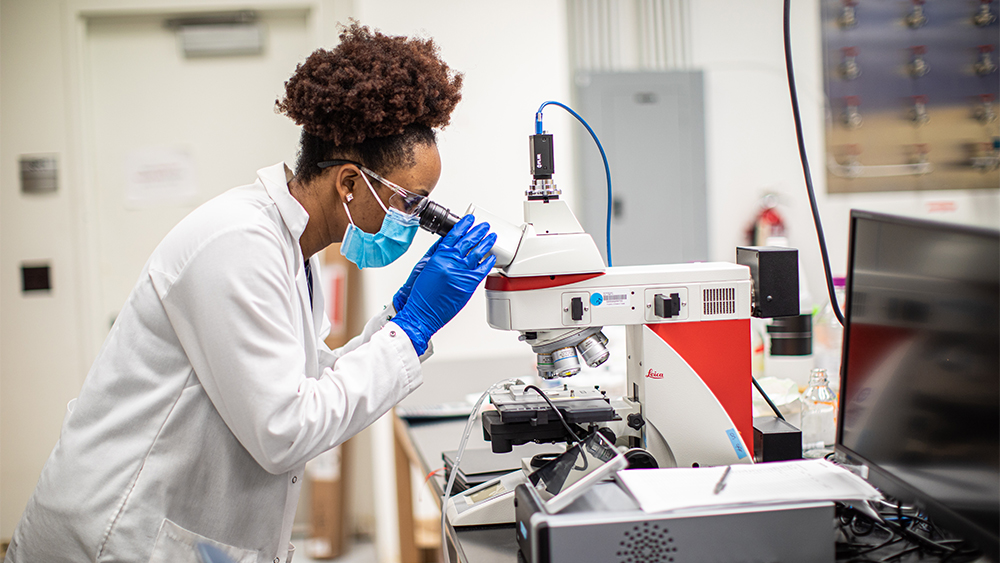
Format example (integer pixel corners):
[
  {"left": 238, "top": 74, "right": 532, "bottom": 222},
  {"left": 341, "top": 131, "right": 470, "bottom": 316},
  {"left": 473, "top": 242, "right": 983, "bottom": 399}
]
[{"left": 148, "top": 518, "right": 258, "bottom": 563}]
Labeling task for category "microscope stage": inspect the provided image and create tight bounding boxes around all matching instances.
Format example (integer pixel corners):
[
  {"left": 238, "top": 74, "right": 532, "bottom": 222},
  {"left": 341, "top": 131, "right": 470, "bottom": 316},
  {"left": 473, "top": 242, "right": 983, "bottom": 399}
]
[
  {"left": 482, "top": 385, "right": 619, "bottom": 453},
  {"left": 490, "top": 385, "right": 616, "bottom": 424}
]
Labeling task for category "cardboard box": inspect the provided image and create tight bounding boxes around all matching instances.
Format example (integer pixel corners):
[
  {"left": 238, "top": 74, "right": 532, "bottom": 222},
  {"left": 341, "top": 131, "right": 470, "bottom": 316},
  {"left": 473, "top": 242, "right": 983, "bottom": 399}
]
[
  {"left": 306, "top": 478, "right": 345, "bottom": 559},
  {"left": 306, "top": 446, "right": 348, "bottom": 559}
]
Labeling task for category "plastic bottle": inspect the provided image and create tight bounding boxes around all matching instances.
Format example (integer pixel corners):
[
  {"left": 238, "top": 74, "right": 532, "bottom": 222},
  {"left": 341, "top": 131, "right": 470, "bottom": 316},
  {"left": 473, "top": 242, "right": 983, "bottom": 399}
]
[
  {"left": 801, "top": 368, "right": 837, "bottom": 452},
  {"left": 813, "top": 277, "right": 846, "bottom": 393}
]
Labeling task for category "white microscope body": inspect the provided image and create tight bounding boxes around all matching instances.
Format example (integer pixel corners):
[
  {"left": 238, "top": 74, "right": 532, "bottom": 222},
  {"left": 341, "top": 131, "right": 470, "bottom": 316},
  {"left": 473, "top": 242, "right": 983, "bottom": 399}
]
[
  {"left": 474, "top": 197, "right": 756, "bottom": 470},
  {"left": 446, "top": 196, "right": 756, "bottom": 527}
]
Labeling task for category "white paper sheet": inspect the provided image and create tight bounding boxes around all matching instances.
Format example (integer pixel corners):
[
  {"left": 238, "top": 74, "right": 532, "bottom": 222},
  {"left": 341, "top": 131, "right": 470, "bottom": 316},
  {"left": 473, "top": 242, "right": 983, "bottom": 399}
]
[
  {"left": 124, "top": 147, "right": 197, "bottom": 207},
  {"left": 617, "top": 459, "right": 881, "bottom": 514}
]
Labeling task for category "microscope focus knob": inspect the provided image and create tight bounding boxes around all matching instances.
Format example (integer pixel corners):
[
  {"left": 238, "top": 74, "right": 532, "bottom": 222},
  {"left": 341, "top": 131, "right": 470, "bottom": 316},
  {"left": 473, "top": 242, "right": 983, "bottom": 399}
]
[{"left": 627, "top": 413, "right": 645, "bottom": 430}]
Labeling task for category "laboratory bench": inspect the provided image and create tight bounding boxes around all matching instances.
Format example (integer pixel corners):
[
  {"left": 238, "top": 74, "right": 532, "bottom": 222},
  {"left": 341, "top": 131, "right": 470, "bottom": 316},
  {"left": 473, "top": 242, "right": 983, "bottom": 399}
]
[{"left": 393, "top": 413, "right": 993, "bottom": 563}]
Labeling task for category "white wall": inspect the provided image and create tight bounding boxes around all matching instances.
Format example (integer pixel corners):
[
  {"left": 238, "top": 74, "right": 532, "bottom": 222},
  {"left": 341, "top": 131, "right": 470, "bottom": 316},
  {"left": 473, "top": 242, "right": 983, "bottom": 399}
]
[
  {"left": 690, "top": 0, "right": 828, "bottom": 307},
  {"left": 689, "top": 0, "right": 999, "bottom": 312},
  {"left": 0, "top": 0, "right": 86, "bottom": 538},
  {"left": 354, "top": 0, "right": 573, "bottom": 369}
]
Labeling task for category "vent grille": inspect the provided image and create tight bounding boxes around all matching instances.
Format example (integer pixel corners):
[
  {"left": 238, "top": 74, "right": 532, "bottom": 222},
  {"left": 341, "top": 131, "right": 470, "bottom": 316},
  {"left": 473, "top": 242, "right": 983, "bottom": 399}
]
[
  {"left": 703, "top": 287, "right": 736, "bottom": 315},
  {"left": 617, "top": 522, "right": 677, "bottom": 563}
]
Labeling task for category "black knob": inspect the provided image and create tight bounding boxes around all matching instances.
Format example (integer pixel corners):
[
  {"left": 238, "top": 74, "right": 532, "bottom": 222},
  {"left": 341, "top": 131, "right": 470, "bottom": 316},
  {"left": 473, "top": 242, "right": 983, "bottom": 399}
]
[
  {"left": 627, "top": 413, "right": 645, "bottom": 430},
  {"left": 624, "top": 448, "right": 658, "bottom": 469}
]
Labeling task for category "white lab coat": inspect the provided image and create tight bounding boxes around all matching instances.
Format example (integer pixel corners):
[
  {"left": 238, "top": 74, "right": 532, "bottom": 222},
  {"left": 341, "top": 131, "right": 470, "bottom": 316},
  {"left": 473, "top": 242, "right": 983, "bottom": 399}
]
[{"left": 6, "top": 163, "right": 424, "bottom": 563}]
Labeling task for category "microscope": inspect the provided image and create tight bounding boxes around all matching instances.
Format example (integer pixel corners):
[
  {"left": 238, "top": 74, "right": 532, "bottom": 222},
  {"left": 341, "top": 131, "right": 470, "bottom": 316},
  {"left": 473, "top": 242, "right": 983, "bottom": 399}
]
[
  {"left": 478, "top": 130, "right": 797, "bottom": 464},
  {"left": 437, "top": 125, "right": 799, "bottom": 528}
]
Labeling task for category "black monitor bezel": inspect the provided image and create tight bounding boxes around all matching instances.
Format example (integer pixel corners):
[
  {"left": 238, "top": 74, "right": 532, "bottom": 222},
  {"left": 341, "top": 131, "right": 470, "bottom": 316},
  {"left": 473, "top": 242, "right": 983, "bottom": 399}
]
[{"left": 835, "top": 209, "right": 1000, "bottom": 561}]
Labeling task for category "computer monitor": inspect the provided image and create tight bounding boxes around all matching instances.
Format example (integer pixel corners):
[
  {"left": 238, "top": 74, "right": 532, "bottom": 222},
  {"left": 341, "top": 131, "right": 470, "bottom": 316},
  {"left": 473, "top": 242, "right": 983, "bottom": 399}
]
[{"left": 836, "top": 210, "right": 999, "bottom": 560}]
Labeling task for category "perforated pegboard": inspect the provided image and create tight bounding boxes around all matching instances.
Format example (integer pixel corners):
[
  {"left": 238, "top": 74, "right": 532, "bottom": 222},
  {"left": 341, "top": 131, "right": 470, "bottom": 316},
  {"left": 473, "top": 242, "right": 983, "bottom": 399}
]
[{"left": 821, "top": 0, "right": 999, "bottom": 192}]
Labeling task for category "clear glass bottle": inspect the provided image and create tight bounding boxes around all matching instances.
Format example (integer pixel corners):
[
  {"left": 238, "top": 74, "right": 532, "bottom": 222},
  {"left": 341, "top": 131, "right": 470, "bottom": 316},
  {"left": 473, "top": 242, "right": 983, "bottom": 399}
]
[{"left": 801, "top": 368, "right": 837, "bottom": 452}]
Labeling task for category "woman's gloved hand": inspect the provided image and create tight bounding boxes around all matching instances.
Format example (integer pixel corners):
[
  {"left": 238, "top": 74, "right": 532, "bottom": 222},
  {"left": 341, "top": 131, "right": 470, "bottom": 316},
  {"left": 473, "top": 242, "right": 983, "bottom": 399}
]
[
  {"left": 392, "top": 239, "right": 441, "bottom": 313},
  {"left": 392, "top": 215, "right": 497, "bottom": 355}
]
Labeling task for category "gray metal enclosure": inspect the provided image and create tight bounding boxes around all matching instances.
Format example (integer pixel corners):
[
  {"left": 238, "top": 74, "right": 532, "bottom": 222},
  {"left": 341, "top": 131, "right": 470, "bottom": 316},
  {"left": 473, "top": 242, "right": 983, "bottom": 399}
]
[{"left": 575, "top": 71, "right": 708, "bottom": 267}]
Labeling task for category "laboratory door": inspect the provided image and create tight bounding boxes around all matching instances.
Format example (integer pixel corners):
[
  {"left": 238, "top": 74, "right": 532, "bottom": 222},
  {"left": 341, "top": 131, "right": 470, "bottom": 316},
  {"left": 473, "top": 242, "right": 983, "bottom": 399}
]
[{"left": 83, "top": 9, "right": 310, "bottom": 335}]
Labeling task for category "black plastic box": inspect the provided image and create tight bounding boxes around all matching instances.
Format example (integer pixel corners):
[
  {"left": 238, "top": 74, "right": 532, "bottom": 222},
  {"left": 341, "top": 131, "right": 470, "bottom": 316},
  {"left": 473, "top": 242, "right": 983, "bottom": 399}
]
[
  {"left": 736, "top": 246, "right": 799, "bottom": 318},
  {"left": 753, "top": 416, "right": 802, "bottom": 462}
]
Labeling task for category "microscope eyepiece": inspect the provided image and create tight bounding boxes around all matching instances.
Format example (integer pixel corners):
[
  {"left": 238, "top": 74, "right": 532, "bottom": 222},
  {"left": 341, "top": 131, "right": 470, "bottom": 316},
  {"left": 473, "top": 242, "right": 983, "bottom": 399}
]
[{"left": 418, "top": 200, "right": 460, "bottom": 237}]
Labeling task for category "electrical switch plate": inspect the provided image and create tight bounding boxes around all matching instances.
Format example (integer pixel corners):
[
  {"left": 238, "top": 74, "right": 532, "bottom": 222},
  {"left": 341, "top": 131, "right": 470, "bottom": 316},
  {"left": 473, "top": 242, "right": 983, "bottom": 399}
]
[{"left": 20, "top": 155, "right": 58, "bottom": 194}]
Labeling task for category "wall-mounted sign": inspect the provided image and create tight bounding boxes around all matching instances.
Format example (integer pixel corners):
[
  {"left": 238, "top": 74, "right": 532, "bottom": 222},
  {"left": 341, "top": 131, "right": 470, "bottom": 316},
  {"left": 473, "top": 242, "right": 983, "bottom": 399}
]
[{"left": 123, "top": 147, "right": 198, "bottom": 207}]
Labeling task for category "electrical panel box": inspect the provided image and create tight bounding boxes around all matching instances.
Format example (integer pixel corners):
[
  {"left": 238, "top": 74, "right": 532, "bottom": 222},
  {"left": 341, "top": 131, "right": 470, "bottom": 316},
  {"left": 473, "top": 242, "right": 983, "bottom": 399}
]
[{"left": 575, "top": 72, "right": 708, "bottom": 266}]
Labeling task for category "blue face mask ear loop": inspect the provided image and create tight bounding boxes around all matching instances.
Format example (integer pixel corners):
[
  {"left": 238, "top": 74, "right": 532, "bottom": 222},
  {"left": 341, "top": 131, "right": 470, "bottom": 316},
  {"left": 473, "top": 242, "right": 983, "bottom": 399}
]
[
  {"left": 340, "top": 168, "right": 389, "bottom": 234},
  {"left": 340, "top": 193, "right": 358, "bottom": 238}
]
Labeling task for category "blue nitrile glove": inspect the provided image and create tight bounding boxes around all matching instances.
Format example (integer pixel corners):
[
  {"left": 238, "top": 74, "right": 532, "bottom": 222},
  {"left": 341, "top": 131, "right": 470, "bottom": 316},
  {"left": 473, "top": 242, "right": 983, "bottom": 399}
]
[
  {"left": 392, "top": 215, "right": 497, "bottom": 355},
  {"left": 392, "top": 239, "right": 441, "bottom": 313}
]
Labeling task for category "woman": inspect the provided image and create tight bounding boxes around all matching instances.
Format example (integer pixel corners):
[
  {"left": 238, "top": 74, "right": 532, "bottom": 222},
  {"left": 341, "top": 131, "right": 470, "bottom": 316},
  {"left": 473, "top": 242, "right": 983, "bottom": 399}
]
[{"left": 5, "top": 23, "right": 494, "bottom": 563}]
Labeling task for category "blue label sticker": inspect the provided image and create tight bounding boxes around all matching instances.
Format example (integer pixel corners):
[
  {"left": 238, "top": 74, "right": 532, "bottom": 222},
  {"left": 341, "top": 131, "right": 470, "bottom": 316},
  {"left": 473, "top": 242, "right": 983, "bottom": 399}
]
[
  {"left": 726, "top": 428, "right": 748, "bottom": 460},
  {"left": 590, "top": 293, "right": 604, "bottom": 306}
]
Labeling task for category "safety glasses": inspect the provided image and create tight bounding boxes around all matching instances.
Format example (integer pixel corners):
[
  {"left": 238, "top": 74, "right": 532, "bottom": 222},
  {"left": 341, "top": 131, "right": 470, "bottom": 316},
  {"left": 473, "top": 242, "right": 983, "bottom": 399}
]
[{"left": 317, "top": 159, "right": 428, "bottom": 216}]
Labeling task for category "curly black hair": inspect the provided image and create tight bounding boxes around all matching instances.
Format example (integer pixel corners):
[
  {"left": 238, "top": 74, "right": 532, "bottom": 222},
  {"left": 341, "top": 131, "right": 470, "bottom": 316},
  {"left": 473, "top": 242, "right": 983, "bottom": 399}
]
[{"left": 276, "top": 22, "right": 463, "bottom": 182}]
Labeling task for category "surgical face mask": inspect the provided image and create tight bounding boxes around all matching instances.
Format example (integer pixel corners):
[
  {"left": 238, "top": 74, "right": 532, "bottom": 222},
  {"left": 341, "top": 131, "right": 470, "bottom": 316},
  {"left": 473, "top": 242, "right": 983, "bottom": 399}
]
[{"left": 340, "top": 171, "right": 420, "bottom": 268}]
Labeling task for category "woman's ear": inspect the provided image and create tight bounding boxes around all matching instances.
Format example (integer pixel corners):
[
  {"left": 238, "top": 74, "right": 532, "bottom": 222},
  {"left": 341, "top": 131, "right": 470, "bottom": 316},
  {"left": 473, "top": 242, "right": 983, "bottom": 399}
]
[{"left": 332, "top": 165, "right": 361, "bottom": 205}]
